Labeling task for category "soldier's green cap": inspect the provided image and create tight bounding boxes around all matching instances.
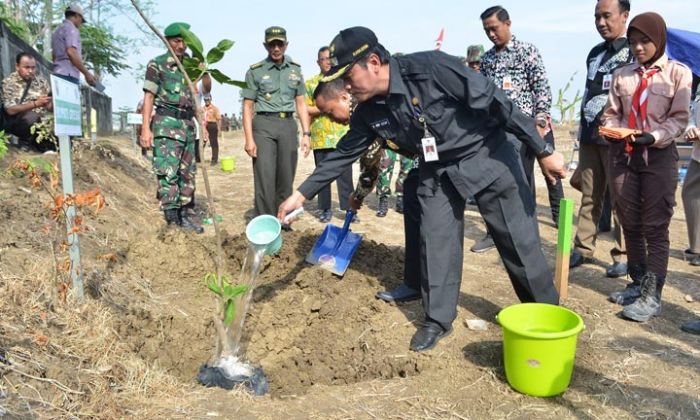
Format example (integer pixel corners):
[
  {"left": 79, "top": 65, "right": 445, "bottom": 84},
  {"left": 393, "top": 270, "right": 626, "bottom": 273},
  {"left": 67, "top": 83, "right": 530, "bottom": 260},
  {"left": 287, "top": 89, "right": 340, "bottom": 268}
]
[
  {"left": 164, "top": 22, "right": 191, "bottom": 38},
  {"left": 265, "top": 26, "right": 287, "bottom": 43},
  {"left": 466, "top": 44, "right": 484, "bottom": 63}
]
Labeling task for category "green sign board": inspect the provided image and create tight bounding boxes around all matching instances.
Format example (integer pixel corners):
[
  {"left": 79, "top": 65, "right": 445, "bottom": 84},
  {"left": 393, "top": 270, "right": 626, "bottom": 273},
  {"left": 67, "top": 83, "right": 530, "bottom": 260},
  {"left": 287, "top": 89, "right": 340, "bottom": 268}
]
[{"left": 50, "top": 75, "right": 82, "bottom": 136}]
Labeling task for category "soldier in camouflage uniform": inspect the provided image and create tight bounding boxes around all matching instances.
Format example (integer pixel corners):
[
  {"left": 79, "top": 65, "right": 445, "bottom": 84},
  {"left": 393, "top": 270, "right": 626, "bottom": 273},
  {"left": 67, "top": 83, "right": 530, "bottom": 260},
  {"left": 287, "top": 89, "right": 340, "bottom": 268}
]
[
  {"left": 1, "top": 52, "right": 53, "bottom": 151},
  {"left": 375, "top": 150, "right": 416, "bottom": 216},
  {"left": 140, "top": 22, "right": 211, "bottom": 233}
]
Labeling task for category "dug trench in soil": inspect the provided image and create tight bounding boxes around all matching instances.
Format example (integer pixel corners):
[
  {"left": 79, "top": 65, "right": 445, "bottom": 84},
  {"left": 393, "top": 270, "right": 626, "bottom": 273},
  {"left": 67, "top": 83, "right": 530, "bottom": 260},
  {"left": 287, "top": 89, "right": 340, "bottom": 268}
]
[{"left": 108, "top": 227, "right": 438, "bottom": 396}]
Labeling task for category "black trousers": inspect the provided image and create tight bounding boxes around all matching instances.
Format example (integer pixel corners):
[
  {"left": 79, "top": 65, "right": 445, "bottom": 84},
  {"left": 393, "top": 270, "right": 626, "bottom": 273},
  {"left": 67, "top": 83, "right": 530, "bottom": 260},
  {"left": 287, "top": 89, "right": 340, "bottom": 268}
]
[
  {"left": 206, "top": 122, "right": 219, "bottom": 164},
  {"left": 610, "top": 145, "right": 677, "bottom": 277},
  {"left": 419, "top": 162, "right": 559, "bottom": 331},
  {"left": 312, "top": 148, "right": 353, "bottom": 211},
  {"left": 402, "top": 168, "right": 421, "bottom": 290},
  {"left": 5, "top": 111, "right": 55, "bottom": 152},
  {"left": 520, "top": 130, "right": 564, "bottom": 222}
]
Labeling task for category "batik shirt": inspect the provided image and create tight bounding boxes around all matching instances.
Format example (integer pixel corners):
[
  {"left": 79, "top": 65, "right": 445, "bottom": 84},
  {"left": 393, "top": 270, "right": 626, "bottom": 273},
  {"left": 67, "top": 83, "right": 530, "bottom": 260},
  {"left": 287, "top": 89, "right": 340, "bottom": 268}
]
[
  {"left": 579, "top": 37, "right": 632, "bottom": 145},
  {"left": 305, "top": 73, "right": 349, "bottom": 150},
  {"left": 1, "top": 71, "right": 51, "bottom": 117},
  {"left": 481, "top": 35, "right": 552, "bottom": 118}
]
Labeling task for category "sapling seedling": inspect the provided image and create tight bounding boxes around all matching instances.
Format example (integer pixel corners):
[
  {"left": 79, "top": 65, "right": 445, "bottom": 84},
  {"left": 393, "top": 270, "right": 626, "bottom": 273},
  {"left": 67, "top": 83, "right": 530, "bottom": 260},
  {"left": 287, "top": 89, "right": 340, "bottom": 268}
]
[
  {"left": 204, "top": 273, "right": 249, "bottom": 327},
  {"left": 129, "top": 0, "right": 253, "bottom": 366}
]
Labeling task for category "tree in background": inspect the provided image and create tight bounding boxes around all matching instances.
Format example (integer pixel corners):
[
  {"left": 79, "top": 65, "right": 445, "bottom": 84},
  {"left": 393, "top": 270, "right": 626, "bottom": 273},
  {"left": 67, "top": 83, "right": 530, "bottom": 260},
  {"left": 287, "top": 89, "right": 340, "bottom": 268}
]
[
  {"left": 80, "top": 24, "right": 130, "bottom": 79},
  {"left": 0, "top": 2, "right": 31, "bottom": 41},
  {"left": 0, "top": 0, "right": 157, "bottom": 79}
]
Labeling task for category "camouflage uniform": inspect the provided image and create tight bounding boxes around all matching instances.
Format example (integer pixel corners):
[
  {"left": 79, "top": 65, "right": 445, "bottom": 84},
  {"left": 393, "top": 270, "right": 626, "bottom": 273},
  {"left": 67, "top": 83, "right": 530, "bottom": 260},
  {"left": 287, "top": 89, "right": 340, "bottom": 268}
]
[
  {"left": 355, "top": 140, "right": 418, "bottom": 205},
  {"left": 143, "top": 52, "right": 196, "bottom": 211},
  {"left": 2, "top": 71, "right": 52, "bottom": 149},
  {"left": 2, "top": 71, "right": 51, "bottom": 117},
  {"left": 352, "top": 139, "right": 421, "bottom": 290},
  {"left": 376, "top": 148, "right": 416, "bottom": 201}
]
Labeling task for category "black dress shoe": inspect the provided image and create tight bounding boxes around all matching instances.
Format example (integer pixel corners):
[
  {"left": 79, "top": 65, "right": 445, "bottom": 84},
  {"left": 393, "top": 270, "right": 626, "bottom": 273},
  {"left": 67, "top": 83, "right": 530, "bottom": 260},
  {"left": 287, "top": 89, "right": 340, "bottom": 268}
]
[
  {"left": 470, "top": 233, "right": 495, "bottom": 253},
  {"left": 690, "top": 255, "right": 700, "bottom": 267},
  {"left": 375, "top": 284, "right": 421, "bottom": 303},
  {"left": 409, "top": 323, "right": 452, "bottom": 352},
  {"left": 318, "top": 209, "right": 332, "bottom": 223},
  {"left": 605, "top": 262, "right": 628, "bottom": 278},
  {"left": 681, "top": 319, "right": 700, "bottom": 335},
  {"left": 569, "top": 252, "right": 593, "bottom": 268}
]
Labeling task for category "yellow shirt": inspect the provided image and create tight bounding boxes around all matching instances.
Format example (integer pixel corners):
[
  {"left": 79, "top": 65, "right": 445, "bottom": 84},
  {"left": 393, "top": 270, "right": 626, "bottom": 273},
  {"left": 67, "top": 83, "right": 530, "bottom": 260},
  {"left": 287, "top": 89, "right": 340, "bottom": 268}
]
[
  {"left": 204, "top": 103, "right": 221, "bottom": 123},
  {"left": 305, "top": 73, "right": 348, "bottom": 150}
]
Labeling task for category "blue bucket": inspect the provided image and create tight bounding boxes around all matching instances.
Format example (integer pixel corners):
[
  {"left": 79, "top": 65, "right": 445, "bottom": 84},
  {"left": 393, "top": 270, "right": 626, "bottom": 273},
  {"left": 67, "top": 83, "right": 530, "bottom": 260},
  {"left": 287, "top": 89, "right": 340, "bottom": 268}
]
[{"left": 245, "top": 215, "right": 282, "bottom": 256}]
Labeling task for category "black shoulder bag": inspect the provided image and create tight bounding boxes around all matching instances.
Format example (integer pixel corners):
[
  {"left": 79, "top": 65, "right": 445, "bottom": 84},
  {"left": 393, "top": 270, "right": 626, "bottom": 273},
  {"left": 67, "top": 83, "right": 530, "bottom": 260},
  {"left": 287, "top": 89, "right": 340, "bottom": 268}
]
[{"left": 1, "top": 79, "right": 33, "bottom": 131}]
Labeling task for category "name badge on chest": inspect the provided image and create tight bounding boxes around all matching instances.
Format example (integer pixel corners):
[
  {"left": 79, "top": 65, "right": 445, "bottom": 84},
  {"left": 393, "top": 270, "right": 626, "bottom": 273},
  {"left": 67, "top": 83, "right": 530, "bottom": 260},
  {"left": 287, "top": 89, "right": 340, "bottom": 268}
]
[
  {"left": 602, "top": 74, "right": 613, "bottom": 91},
  {"left": 503, "top": 75, "right": 514, "bottom": 91}
]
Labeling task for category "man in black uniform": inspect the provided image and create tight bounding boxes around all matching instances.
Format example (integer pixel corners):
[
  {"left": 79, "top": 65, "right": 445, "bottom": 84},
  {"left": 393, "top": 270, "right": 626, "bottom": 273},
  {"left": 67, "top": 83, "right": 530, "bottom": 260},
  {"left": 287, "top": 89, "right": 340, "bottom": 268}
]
[{"left": 278, "top": 27, "right": 565, "bottom": 352}]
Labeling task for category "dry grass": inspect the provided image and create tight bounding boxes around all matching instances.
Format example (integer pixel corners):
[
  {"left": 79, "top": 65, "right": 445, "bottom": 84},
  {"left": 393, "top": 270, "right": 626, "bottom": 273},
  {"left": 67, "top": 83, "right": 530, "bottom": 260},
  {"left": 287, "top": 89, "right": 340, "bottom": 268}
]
[
  {"left": 0, "top": 259, "right": 200, "bottom": 418},
  {"left": 0, "top": 142, "right": 201, "bottom": 418}
]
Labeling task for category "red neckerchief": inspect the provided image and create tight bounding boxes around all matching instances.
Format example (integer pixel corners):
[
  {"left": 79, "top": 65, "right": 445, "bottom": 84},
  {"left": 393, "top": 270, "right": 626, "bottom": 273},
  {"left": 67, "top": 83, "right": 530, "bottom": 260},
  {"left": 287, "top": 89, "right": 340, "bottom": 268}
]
[{"left": 628, "top": 66, "right": 660, "bottom": 162}]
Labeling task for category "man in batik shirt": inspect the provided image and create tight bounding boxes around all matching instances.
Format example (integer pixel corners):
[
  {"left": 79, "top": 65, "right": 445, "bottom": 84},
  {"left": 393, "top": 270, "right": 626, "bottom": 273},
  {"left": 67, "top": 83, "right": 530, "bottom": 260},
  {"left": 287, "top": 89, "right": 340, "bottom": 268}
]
[{"left": 476, "top": 5, "right": 564, "bottom": 253}]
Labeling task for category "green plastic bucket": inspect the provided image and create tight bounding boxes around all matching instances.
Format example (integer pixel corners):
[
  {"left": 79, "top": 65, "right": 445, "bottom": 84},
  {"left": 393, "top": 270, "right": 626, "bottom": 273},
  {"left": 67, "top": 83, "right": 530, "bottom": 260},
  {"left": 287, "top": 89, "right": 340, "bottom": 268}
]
[
  {"left": 220, "top": 156, "right": 236, "bottom": 172},
  {"left": 245, "top": 215, "right": 282, "bottom": 256},
  {"left": 496, "top": 303, "right": 585, "bottom": 397}
]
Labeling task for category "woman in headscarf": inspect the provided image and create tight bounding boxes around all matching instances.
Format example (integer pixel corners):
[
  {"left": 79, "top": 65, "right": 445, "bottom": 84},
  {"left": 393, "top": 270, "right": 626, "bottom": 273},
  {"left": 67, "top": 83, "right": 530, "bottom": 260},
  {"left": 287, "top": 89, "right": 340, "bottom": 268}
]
[{"left": 601, "top": 12, "right": 692, "bottom": 322}]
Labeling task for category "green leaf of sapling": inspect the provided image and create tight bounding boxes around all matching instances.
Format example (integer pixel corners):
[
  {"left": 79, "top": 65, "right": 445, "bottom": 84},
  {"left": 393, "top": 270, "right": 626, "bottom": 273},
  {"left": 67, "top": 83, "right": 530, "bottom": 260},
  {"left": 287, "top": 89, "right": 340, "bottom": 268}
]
[{"left": 180, "top": 27, "right": 204, "bottom": 62}]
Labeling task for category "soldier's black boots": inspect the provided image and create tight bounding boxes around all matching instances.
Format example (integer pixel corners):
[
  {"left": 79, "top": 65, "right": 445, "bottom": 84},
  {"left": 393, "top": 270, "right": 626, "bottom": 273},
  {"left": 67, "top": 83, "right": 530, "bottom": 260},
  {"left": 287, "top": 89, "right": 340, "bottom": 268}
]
[
  {"left": 376, "top": 196, "right": 389, "bottom": 217},
  {"left": 180, "top": 208, "right": 204, "bottom": 234},
  {"left": 622, "top": 272, "right": 665, "bottom": 322},
  {"left": 163, "top": 209, "right": 180, "bottom": 226},
  {"left": 608, "top": 263, "right": 645, "bottom": 305}
]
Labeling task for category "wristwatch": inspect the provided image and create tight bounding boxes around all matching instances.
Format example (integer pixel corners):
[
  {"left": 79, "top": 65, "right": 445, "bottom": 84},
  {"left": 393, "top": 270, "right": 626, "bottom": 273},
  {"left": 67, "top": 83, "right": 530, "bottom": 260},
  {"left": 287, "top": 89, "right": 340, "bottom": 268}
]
[
  {"left": 302, "top": 131, "right": 311, "bottom": 137},
  {"left": 536, "top": 142, "right": 554, "bottom": 158}
]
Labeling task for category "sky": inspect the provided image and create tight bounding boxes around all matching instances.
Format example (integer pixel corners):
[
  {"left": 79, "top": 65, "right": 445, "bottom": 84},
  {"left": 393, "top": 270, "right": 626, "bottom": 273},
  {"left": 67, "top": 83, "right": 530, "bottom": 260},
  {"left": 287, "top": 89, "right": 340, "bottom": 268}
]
[{"left": 104, "top": 0, "right": 700, "bottom": 119}]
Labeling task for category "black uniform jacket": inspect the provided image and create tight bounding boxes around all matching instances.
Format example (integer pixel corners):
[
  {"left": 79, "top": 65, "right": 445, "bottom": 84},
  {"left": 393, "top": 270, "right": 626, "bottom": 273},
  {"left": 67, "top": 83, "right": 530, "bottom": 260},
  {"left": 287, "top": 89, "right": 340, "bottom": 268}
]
[{"left": 298, "top": 51, "right": 547, "bottom": 201}]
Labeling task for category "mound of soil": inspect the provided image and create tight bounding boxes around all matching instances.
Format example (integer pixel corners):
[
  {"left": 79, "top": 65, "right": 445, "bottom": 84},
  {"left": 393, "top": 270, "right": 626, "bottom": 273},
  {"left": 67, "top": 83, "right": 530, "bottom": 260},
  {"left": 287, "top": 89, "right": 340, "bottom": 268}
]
[{"left": 108, "top": 227, "right": 434, "bottom": 396}]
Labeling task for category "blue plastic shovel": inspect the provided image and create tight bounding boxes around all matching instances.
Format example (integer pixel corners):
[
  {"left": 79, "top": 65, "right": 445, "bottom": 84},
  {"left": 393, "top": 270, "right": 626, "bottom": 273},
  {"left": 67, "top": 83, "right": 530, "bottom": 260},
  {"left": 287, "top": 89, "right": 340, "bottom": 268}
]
[{"left": 305, "top": 210, "right": 362, "bottom": 276}]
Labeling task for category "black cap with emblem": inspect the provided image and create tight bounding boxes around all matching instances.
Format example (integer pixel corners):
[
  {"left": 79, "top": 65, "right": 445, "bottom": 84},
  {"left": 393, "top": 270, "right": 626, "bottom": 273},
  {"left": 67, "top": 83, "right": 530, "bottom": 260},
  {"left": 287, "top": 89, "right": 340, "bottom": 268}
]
[{"left": 321, "top": 27, "right": 379, "bottom": 82}]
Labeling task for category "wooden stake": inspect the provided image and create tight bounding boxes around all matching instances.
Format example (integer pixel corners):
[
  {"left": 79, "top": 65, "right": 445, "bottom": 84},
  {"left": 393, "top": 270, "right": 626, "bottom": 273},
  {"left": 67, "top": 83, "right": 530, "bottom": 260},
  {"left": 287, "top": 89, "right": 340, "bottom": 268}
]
[{"left": 554, "top": 198, "right": 574, "bottom": 299}]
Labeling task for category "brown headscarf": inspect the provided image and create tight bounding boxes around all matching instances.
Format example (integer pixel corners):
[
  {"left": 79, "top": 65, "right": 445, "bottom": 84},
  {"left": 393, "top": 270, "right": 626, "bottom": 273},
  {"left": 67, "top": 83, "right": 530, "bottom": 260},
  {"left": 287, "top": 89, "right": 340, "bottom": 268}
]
[{"left": 627, "top": 12, "right": 667, "bottom": 65}]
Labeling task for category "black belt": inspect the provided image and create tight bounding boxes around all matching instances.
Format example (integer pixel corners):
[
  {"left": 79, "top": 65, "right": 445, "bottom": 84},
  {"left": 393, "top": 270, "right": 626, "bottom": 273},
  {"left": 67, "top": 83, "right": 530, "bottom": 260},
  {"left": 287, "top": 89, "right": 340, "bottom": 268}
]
[
  {"left": 256, "top": 111, "right": 294, "bottom": 119},
  {"left": 156, "top": 107, "right": 194, "bottom": 120}
]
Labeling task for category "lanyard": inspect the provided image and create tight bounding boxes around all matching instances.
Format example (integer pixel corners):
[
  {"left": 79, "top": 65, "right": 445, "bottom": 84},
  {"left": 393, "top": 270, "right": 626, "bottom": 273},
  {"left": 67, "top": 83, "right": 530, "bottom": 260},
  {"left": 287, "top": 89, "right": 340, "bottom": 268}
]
[{"left": 409, "top": 96, "right": 431, "bottom": 137}]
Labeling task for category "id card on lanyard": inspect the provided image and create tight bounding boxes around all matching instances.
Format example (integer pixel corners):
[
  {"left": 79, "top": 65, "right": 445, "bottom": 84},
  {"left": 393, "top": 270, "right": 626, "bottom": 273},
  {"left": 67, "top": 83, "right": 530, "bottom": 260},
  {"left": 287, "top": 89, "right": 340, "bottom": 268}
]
[
  {"left": 602, "top": 74, "right": 613, "bottom": 90},
  {"left": 411, "top": 97, "right": 439, "bottom": 162}
]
